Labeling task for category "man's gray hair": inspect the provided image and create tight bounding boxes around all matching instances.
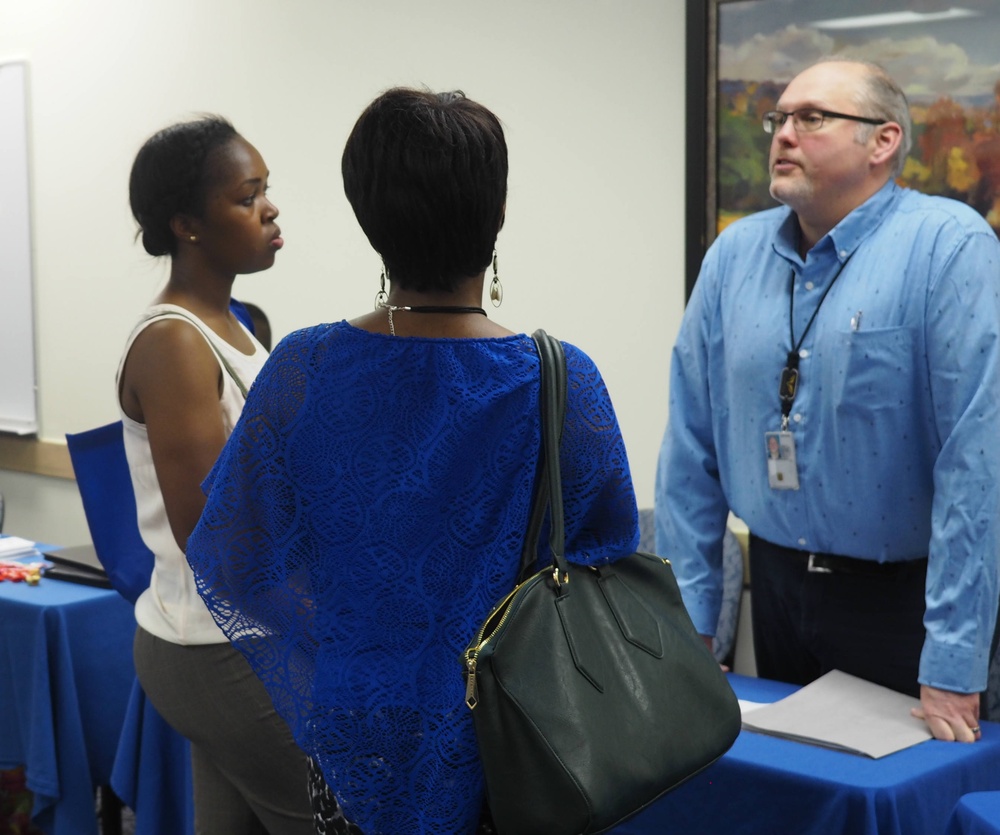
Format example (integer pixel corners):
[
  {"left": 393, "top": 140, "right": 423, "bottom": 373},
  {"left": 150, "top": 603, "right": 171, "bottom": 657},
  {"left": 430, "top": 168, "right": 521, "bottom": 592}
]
[
  {"left": 856, "top": 63, "right": 912, "bottom": 177},
  {"left": 813, "top": 57, "right": 913, "bottom": 178}
]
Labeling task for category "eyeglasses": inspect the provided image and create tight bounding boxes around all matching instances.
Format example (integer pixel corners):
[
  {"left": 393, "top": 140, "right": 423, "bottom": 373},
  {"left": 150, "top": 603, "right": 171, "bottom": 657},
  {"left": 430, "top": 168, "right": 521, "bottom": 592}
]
[{"left": 762, "top": 108, "right": 887, "bottom": 135}]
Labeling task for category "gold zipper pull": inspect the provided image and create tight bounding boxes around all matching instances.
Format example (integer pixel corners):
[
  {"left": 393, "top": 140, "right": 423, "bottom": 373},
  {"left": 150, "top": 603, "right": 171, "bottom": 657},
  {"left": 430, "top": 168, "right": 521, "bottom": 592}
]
[{"left": 465, "top": 657, "right": 479, "bottom": 709}]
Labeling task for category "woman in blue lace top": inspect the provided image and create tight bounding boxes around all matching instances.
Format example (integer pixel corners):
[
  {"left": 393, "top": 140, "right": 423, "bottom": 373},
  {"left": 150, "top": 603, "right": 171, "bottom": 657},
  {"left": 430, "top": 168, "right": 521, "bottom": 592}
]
[{"left": 186, "top": 88, "right": 639, "bottom": 835}]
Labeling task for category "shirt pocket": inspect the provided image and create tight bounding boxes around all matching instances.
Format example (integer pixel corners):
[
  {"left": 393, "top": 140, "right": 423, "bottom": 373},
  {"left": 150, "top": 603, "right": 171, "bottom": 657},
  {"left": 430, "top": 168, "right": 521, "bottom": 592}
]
[{"left": 822, "top": 326, "right": 918, "bottom": 416}]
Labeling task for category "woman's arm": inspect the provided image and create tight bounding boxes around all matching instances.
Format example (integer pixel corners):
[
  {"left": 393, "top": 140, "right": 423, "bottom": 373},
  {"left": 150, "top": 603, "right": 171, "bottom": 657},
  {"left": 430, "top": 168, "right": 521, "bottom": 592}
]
[{"left": 120, "top": 318, "right": 228, "bottom": 551}]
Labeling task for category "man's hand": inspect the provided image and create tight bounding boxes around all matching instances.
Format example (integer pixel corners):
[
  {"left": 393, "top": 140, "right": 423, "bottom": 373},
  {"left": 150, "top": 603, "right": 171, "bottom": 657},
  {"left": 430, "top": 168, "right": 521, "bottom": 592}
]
[{"left": 910, "top": 685, "right": 981, "bottom": 742}]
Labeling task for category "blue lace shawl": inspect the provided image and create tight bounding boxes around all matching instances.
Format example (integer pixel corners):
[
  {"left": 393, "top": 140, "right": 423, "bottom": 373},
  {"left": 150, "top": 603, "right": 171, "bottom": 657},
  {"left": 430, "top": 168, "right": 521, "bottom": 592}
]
[{"left": 186, "top": 322, "right": 639, "bottom": 834}]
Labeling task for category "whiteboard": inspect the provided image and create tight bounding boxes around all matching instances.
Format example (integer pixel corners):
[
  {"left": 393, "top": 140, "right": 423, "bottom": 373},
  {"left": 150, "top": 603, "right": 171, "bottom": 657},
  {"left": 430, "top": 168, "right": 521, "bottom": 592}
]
[{"left": 0, "top": 62, "right": 37, "bottom": 434}]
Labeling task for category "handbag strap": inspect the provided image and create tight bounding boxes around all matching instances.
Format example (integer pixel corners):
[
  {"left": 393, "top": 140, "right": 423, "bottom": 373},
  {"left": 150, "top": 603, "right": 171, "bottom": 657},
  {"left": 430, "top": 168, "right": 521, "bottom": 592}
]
[{"left": 519, "top": 330, "right": 571, "bottom": 585}]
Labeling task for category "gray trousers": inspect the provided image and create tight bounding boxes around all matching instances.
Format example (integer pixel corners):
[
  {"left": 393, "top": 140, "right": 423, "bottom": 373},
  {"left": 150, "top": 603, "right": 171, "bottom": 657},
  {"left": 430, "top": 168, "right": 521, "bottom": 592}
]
[{"left": 134, "top": 627, "right": 314, "bottom": 835}]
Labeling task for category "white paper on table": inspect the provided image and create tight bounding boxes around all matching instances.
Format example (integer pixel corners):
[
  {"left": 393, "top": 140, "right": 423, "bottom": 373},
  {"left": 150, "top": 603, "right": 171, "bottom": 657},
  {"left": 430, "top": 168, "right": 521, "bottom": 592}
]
[
  {"left": 0, "top": 535, "right": 40, "bottom": 559},
  {"left": 740, "top": 669, "right": 933, "bottom": 758}
]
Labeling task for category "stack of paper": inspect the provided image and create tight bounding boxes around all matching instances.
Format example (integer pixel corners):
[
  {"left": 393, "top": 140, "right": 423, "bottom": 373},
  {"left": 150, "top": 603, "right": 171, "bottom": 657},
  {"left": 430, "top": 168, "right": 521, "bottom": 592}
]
[
  {"left": 0, "top": 536, "right": 40, "bottom": 560},
  {"left": 740, "top": 669, "right": 933, "bottom": 758}
]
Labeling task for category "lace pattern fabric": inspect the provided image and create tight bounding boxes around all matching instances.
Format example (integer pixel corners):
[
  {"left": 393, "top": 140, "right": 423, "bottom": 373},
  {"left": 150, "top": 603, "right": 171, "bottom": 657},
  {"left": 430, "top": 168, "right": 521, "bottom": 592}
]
[
  {"left": 187, "top": 323, "right": 638, "bottom": 834},
  {"left": 308, "top": 757, "right": 499, "bottom": 835}
]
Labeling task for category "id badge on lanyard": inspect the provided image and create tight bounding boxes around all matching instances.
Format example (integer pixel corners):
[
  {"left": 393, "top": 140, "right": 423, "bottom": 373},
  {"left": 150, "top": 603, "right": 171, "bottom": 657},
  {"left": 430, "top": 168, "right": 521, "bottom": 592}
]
[
  {"left": 768, "top": 348, "right": 801, "bottom": 490},
  {"left": 769, "top": 255, "right": 852, "bottom": 492},
  {"left": 765, "top": 430, "right": 799, "bottom": 490}
]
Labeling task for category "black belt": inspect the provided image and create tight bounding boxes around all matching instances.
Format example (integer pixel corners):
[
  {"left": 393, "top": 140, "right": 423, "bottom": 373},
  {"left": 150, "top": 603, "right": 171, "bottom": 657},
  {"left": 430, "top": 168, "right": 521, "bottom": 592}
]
[{"left": 750, "top": 535, "right": 927, "bottom": 577}]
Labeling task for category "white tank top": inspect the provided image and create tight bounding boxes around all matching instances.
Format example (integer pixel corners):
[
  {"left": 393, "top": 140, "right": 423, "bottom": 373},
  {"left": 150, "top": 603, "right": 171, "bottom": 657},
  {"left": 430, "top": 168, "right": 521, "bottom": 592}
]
[{"left": 116, "top": 304, "right": 268, "bottom": 644}]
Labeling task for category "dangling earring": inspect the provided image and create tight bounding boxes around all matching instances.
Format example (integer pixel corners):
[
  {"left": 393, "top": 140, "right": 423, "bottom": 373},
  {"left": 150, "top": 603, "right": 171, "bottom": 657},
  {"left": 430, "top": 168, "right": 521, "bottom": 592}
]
[
  {"left": 374, "top": 264, "right": 389, "bottom": 308},
  {"left": 489, "top": 250, "right": 503, "bottom": 308}
]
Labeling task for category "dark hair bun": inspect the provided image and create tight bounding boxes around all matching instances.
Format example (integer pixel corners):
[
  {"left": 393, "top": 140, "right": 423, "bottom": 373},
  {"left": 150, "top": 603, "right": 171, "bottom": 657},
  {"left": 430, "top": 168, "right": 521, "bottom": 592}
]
[{"left": 129, "top": 115, "right": 237, "bottom": 258}]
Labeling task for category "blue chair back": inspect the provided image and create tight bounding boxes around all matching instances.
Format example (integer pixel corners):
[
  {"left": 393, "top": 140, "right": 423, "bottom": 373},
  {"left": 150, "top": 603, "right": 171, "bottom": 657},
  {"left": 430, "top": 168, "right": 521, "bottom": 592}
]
[{"left": 66, "top": 422, "right": 155, "bottom": 604}]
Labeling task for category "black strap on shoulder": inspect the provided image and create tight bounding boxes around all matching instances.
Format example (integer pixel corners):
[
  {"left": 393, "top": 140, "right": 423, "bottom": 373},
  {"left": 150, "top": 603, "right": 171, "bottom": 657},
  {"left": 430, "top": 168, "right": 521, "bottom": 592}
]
[{"left": 518, "top": 330, "right": 569, "bottom": 585}]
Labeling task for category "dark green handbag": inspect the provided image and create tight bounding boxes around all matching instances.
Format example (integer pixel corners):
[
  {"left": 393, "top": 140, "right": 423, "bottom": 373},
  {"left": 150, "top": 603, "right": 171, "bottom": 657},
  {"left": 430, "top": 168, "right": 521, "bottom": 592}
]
[{"left": 461, "top": 330, "right": 741, "bottom": 835}]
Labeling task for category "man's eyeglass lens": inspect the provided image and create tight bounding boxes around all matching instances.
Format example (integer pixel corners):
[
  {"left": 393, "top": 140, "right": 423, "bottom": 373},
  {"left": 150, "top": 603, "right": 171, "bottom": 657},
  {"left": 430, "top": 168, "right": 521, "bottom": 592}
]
[{"left": 762, "top": 109, "right": 886, "bottom": 134}]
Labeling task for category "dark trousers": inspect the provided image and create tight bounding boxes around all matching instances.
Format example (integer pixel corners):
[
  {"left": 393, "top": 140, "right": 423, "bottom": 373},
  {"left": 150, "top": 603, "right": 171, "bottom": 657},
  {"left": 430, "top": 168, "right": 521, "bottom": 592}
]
[
  {"left": 749, "top": 535, "right": 927, "bottom": 698},
  {"left": 134, "top": 627, "right": 314, "bottom": 835}
]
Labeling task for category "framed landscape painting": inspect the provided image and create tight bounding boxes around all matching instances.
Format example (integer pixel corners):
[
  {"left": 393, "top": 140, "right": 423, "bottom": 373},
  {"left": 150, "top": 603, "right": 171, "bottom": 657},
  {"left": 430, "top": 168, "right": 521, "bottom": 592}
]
[{"left": 685, "top": 0, "right": 1000, "bottom": 296}]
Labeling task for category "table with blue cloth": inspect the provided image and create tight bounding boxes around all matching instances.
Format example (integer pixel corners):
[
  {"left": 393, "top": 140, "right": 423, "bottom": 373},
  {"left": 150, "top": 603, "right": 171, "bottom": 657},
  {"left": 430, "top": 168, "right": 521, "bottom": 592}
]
[
  {"left": 611, "top": 673, "right": 1000, "bottom": 835},
  {"left": 947, "top": 792, "right": 1000, "bottom": 835},
  {"left": 0, "top": 569, "right": 192, "bottom": 835},
  {"left": 111, "top": 678, "right": 193, "bottom": 835}
]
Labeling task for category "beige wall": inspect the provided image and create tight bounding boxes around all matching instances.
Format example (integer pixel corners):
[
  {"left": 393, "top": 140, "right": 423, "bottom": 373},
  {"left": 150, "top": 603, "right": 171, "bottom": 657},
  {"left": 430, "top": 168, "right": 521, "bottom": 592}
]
[{"left": 0, "top": 0, "right": 688, "bottom": 544}]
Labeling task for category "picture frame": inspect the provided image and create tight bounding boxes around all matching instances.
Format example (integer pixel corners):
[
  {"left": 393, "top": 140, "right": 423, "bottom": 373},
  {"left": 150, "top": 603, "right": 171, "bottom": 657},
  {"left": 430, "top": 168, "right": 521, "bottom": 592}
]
[{"left": 685, "top": 0, "right": 1000, "bottom": 298}]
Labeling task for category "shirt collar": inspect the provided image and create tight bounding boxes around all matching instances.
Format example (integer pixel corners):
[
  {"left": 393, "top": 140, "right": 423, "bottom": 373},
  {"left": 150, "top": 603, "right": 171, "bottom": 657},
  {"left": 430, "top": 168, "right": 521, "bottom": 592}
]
[{"left": 773, "top": 180, "right": 901, "bottom": 265}]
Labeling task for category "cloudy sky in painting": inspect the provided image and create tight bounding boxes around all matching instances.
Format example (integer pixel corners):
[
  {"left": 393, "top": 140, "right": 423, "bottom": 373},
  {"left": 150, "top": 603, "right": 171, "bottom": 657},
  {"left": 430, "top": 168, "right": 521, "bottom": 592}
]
[{"left": 717, "top": 0, "right": 1000, "bottom": 100}]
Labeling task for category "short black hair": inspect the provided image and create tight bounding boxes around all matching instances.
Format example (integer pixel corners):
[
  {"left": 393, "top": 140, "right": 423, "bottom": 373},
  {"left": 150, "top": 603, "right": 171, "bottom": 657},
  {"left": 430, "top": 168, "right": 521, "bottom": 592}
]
[
  {"left": 342, "top": 88, "right": 508, "bottom": 292},
  {"left": 129, "top": 115, "right": 238, "bottom": 257}
]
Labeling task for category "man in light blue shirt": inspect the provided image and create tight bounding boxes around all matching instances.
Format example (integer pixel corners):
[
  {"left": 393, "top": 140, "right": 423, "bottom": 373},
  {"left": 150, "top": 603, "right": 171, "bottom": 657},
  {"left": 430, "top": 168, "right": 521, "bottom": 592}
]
[{"left": 656, "top": 58, "right": 1000, "bottom": 742}]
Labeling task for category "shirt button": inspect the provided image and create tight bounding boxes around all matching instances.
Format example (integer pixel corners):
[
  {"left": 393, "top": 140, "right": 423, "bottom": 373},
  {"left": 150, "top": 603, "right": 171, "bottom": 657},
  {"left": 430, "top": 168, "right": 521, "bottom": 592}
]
[
  {"left": 804, "top": 281, "right": 815, "bottom": 290},
  {"left": 793, "top": 413, "right": 803, "bottom": 422},
  {"left": 839, "top": 249, "right": 848, "bottom": 258},
  {"left": 799, "top": 349, "right": 809, "bottom": 359},
  {"left": 798, "top": 538, "right": 807, "bottom": 546}
]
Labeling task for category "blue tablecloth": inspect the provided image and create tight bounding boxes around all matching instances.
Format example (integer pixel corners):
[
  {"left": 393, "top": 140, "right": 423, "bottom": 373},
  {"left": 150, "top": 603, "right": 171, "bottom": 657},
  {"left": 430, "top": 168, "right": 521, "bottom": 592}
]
[
  {"left": 0, "top": 569, "right": 192, "bottom": 835},
  {"left": 110, "top": 679, "right": 193, "bottom": 835},
  {"left": 0, "top": 577, "right": 134, "bottom": 835},
  {"left": 611, "top": 674, "right": 1000, "bottom": 835},
  {"left": 947, "top": 792, "right": 1000, "bottom": 835}
]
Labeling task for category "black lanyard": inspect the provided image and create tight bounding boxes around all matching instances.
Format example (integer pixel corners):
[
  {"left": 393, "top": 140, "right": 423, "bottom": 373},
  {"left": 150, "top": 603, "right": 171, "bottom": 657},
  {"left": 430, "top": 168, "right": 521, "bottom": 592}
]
[{"left": 779, "top": 254, "right": 853, "bottom": 429}]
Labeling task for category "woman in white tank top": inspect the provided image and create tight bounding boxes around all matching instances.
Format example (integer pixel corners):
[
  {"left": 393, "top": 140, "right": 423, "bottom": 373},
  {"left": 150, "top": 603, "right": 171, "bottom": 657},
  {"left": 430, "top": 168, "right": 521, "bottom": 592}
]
[{"left": 118, "top": 116, "right": 312, "bottom": 834}]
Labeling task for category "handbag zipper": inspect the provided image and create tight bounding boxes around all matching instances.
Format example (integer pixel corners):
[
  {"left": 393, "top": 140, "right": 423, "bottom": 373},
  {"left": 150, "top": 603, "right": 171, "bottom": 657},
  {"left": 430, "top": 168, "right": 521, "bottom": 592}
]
[
  {"left": 463, "top": 573, "right": 543, "bottom": 709},
  {"left": 464, "top": 658, "right": 480, "bottom": 709}
]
